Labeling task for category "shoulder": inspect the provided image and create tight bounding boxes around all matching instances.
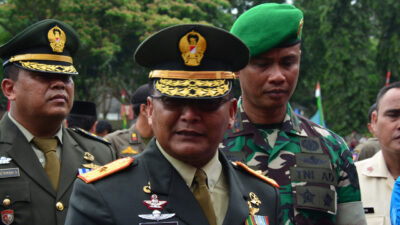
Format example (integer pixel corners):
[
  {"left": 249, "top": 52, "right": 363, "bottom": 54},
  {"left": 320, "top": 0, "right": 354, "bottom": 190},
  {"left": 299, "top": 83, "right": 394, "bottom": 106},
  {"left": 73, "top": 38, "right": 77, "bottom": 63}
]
[
  {"left": 105, "top": 129, "right": 130, "bottom": 139},
  {"left": 78, "top": 157, "right": 135, "bottom": 183},
  {"left": 68, "top": 127, "right": 110, "bottom": 145},
  {"left": 231, "top": 161, "right": 279, "bottom": 188}
]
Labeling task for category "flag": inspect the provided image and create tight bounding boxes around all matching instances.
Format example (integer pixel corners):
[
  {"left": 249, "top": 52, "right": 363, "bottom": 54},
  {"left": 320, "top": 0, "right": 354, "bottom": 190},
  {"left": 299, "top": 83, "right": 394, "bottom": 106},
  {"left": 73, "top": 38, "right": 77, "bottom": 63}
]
[
  {"left": 385, "top": 70, "right": 391, "bottom": 86},
  {"left": 121, "top": 89, "right": 127, "bottom": 129},
  {"left": 311, "top": 82, "right": 326, "bottom": 127}
]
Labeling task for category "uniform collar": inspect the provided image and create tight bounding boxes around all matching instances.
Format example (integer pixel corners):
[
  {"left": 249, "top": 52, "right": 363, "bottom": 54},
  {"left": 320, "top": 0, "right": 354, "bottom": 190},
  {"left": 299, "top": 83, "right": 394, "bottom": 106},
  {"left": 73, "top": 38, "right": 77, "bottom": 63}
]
[
  {"left": 8, "top": 112, "right": 63, "bottom": 144},
  {"left": 360, "top": 150, "right": 393, "bottom": 179},
  {"left": 156, "top": 140, "right": 222, "bottom": 191},
  {"left": 229, "top": 98, "right": 305, "bottom": 137}
]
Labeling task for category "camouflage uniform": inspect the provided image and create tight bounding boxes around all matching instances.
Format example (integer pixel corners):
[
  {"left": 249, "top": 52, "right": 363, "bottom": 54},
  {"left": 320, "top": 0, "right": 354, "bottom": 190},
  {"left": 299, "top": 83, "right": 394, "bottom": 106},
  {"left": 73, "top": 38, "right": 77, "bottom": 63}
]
[{"left": 220, "top": 99, "right": 362, "bottom": 225}]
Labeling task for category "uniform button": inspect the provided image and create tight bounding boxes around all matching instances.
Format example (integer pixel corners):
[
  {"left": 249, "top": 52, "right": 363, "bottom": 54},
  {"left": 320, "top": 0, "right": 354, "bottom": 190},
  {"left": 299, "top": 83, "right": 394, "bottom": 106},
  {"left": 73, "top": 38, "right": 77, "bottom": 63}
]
[
  {"left": 56, "top": 202, "right": 64, "bottom": 211},
  {"left": 3, "top": 198, "right": 11, "bottom": 206}
]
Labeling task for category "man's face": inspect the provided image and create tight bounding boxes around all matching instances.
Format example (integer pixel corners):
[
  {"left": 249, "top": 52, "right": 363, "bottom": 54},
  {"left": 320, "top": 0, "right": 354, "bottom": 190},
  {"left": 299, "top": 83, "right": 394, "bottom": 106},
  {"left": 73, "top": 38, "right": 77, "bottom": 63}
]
[
  {"left": 237, "top": 44, "right": 301, "bottom": 111},
  {"left": 373, "top": 88, "right": 400, "bottom": 153},
  {"left": 6, "top": 69, "right": 74, "bottom": 122},
  {"left": 148, "top": 94, "right": 237, "bottom": 168}
]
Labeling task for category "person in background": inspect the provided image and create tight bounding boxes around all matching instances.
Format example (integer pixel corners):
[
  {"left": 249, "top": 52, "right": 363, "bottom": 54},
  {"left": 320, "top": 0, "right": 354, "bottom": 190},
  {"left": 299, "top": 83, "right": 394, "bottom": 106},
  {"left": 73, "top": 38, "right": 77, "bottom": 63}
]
[
  {"left": 105, "top": 83, "right": 153, "bottom": 157},
  {"left": 356, "top": 81, "right": 400, "bottom": 225},
  {"left": 95, "top": 120, "right": 112, "bottom": 137},
  {"left": 65, "top": 100, "right": 98, "bottom": 133},
  {"left": 0, "top": 19, "right": 115, "bottom": 225},
  {"left": 65, "top": 23, "right": 282, "bottom": 225},
  {"left": 219, "top": 3, "right": 366, "bottom": 225},
  {"left": 354, "top": 102, "right": 381, "bottom": 161}
]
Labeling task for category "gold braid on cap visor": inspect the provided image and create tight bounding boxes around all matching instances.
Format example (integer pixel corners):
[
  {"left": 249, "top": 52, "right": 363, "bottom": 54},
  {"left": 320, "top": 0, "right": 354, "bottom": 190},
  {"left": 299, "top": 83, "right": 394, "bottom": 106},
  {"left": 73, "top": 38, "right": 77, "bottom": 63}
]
[
  {"left": 150, "top": 70, "right": 235, "bottom": 97},
  {"left": 155, "top": 78, "right": 231, "bottom": 98},
  {"left": 10, "top": 53, "right": 77, "bottom": 74}
]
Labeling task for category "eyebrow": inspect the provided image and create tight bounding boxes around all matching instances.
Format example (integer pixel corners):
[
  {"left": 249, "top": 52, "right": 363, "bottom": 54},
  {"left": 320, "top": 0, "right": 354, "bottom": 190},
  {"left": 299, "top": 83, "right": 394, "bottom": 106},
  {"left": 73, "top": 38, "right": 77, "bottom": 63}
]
[{"left": 383, "top": 108, "right": 400, "bottom": 115}]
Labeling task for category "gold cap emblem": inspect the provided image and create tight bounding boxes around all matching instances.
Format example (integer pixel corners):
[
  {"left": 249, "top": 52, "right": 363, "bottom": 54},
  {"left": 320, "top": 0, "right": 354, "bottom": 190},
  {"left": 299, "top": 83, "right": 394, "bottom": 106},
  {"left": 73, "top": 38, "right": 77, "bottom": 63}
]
[
  {"left": 179, "top": 30, "right": 206, "bottom": 66},
  {"left": 48, "top": 26, "right": 66, "bottom": 53}
]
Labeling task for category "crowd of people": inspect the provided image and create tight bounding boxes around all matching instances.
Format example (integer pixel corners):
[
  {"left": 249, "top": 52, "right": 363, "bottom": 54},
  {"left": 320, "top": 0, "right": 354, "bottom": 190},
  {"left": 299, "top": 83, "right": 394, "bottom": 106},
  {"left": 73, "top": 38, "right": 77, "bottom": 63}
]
[{"left": 0, "top": 2, "right": 398, "bottom": 225}]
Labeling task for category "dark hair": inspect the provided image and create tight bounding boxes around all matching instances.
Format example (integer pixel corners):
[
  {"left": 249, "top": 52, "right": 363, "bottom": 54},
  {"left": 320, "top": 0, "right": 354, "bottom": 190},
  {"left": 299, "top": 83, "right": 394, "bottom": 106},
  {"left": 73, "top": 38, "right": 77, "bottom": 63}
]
[
  {"left": 376, "top": 81, "right": 400, "bottom": 112},
  {"left": 3, "top": 64, "right": 19, "bottom": 80},
  {"left": 66, "top": 114, "right": 97, "bottom": 131},
  {"left": 367, "top": 102, "right": 377, "bottom": 121},
  {"left": 95, "top": 120, "right": 112, "bottom": 134}
]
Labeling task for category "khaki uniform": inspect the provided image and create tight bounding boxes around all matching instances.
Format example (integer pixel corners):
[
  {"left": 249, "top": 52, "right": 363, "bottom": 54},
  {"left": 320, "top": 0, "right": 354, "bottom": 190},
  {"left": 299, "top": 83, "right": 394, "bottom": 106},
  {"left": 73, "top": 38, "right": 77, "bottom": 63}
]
[
  {"left": 356, "top": 150, "right": 392, "bottom": 225},
  {"left": 105, "top": 121, "right": 147, "bottom": 158}
]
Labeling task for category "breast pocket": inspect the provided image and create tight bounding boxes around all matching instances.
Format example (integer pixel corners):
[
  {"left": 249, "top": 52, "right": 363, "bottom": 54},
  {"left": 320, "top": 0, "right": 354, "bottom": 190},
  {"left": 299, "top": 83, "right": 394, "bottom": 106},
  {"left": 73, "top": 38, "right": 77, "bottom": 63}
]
[{"left": 0, "top": 181, "right": 32, "bottom": 224}]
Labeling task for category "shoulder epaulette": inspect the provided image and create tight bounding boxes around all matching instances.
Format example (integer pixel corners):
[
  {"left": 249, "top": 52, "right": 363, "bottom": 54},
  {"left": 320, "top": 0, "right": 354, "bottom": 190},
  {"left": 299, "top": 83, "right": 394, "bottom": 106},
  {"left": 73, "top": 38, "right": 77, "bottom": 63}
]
[
  {"left": 232, "top": 161, "right": 280, "bottom": 188},
  {"left": 72, "top": 128, "right": 110, "bottom": 145},
  {"left": 78, "top": 157, "right": 134, "bottom": 183}
]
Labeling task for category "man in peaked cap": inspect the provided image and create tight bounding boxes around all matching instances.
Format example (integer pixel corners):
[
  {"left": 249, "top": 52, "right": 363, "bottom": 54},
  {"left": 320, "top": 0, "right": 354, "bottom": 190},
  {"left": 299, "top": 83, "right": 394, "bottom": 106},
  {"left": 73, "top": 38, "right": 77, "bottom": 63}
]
[
  {"left": 219, "top": 3, "right": 366, "bottom": 225},
  {"left": 66, "top": 100, "right": 98, "bottom": 133},
  {"left": 0, "top": 19, "right": 115, "bottom": 225},
  {"left": 105, "top": 83, "right": 154, "bottom": 158},
  {"left": 65, "top": 24, "right": 283, "bottom": 225}
]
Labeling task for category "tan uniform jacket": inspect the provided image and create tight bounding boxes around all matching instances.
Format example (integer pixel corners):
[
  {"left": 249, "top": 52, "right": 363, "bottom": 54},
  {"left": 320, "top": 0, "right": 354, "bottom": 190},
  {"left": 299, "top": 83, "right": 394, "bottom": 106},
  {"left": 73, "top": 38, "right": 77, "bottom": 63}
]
[
  {"left": 105, "top": 121, "right": 146, "bottom": 158},
  {"left": 356, "top": 150, "right": 393, "bottom": 225}
]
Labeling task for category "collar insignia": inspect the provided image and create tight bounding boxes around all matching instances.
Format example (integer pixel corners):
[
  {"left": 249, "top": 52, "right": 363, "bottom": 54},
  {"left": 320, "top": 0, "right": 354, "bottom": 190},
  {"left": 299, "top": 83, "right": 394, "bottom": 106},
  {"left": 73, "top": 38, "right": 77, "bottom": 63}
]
[
  {"left": 179, "top": 30, "right": 206, "bottom": 66},
  {"left": 48, "top": 26, "right": 66, "bottom": 53}
]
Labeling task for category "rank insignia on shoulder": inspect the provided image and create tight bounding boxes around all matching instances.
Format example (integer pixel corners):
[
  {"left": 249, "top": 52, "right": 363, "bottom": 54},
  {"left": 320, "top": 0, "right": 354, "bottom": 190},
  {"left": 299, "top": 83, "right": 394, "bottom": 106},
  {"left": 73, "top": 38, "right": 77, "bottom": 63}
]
[
  {"left": 72, "top": 128, "right": 110, "bottom": 145},
  {"left": 78, "top": 157, "right": 133, "bottom": 183},
  {"left": 232, "top": 161, "right": 279, "bottom": 188},
  {"left": 121, "top": 146, "right": 138, "bottom": 155}
]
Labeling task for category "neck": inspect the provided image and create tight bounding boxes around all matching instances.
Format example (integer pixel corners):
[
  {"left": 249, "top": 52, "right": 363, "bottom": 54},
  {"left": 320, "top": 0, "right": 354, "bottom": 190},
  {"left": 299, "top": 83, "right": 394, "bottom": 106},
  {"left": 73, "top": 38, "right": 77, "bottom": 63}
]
[
  {"left": 10, "top": 112, "right": 63, "bottom": 138},
  {"left": 382, "top": 150, "right": 400, "bottom": 180},
  {"left": 135, "top": 115, "right": 153, "bottom": 138},
  {"left": 241, "top": 99, "right": 287, "bottom": 124}
]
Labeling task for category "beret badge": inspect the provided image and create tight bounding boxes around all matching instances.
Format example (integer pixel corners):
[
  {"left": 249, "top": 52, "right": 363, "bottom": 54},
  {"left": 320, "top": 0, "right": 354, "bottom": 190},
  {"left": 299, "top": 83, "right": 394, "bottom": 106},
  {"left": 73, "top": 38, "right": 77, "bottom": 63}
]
[
  {"left": 179, "top": 30, "right": 206, "bottom": 67},
  {"left": 48, "top": 26, "right": 66, "bottom": 53}
]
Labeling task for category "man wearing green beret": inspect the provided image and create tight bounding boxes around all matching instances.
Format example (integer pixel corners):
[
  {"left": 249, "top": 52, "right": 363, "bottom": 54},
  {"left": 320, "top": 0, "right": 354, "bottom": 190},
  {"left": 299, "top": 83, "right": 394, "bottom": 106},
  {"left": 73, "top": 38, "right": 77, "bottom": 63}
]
[
  {"left": 220, "top": 3, "right": 366, "bottom": 225},
  {"left": 65, "top": 23, "right": 282, "bottom": 225},
  {"left": 0, "top": 19, "right": 115, "bottom": 225}
]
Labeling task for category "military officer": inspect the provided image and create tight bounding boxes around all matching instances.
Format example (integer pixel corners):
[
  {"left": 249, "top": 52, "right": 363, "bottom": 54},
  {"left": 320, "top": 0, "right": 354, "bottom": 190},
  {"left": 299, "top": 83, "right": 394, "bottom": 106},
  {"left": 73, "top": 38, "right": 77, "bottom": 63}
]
[
  {"left": 105, "top": 83, "right": 153, "bottom": 157},
  {"left": 219, "top": 3, "right": 366, "bottom": 225},
  {"left": 65, "top": 24, "right": 283, "bottom": 225},
  {"left": 0, "top": 19, "right": 115, "bottom": 225}
]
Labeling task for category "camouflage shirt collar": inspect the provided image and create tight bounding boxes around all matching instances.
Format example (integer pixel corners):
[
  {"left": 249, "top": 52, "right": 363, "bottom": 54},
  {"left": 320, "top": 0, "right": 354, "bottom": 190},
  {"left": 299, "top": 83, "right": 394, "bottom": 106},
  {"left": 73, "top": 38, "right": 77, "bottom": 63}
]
[{"left": 230, "top": 98, "right": 306, "bottom": 137}]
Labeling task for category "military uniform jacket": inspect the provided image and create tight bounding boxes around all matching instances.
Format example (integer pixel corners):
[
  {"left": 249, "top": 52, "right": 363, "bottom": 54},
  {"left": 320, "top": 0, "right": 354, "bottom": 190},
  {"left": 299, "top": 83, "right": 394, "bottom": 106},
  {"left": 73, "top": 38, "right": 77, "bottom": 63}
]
[
  {"left": 220, "top": 101, "right": 365, "bottom": 225},
  {"left": 356, "top": 151, "right": 392, "bottom": 225},
  {"left": 65, "top": 139, "right": 283, "bottom": 225},
  {"left": 105, "top": 120, "right": 146, "bottom": 158},
  {"left": 0, "top": 115, "right": 116, "bottom": 225}
]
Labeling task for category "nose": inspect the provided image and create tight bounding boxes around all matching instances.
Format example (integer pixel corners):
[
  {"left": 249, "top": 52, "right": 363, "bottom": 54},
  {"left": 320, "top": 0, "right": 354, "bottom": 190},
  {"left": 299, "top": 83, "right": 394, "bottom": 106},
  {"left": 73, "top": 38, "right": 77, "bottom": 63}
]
[
  {"left": 180, "top": 104, "right": 201, "bottom": 122},
  {"left": 50, "top": 76, "right": 71, "bottom": 89},
  {"left": 267, "top": 64, "right": 285, "bottom": 84}
]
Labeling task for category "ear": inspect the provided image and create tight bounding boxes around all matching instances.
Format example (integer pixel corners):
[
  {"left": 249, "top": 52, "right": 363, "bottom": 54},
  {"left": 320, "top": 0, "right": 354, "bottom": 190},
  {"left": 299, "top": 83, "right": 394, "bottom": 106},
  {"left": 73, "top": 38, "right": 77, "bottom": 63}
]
[
  {"left": 140, "top": 103, "right": 148, "bottom": 117},
  {"left": 89, "top": 121, "right": 98, "bottom": 134},
  {"left": 371, "top": 110, "right": 378, "bottom": 136},
  {"left": 227, "top": 98, "right": 238, "bottom": 129},
  {"left": 147, "top": 97, "right": 153, "bottom": 127},
  {"left": 1, "top": 78, "right": 16, "bottom": 101}
]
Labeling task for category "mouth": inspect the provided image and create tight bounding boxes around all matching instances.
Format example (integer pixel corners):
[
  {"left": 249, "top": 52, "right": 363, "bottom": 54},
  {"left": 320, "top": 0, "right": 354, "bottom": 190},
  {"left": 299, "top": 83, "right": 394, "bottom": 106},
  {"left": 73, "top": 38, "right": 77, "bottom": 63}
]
[
  {"left": 49, "top": 94, "right": 68, "bottom": 103},
  {"left": 264, "top": 89, "right": 288, "bottom": 97},
  {"left": 176, "top": 129, "right": 203, "bottom": 137}
]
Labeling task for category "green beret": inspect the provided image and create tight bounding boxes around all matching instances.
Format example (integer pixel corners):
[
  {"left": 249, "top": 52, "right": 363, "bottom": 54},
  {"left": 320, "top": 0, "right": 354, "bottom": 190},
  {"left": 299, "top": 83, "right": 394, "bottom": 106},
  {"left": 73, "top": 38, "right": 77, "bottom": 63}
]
[
  {"left": 0, "top": 19, "right": 80, "bottom": 75},
  {"left": 134, "top": 24, "right": 249, "bottom": 99},
  {"left": 231, "top": 3, "right": 303, "bottom": 58}
]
